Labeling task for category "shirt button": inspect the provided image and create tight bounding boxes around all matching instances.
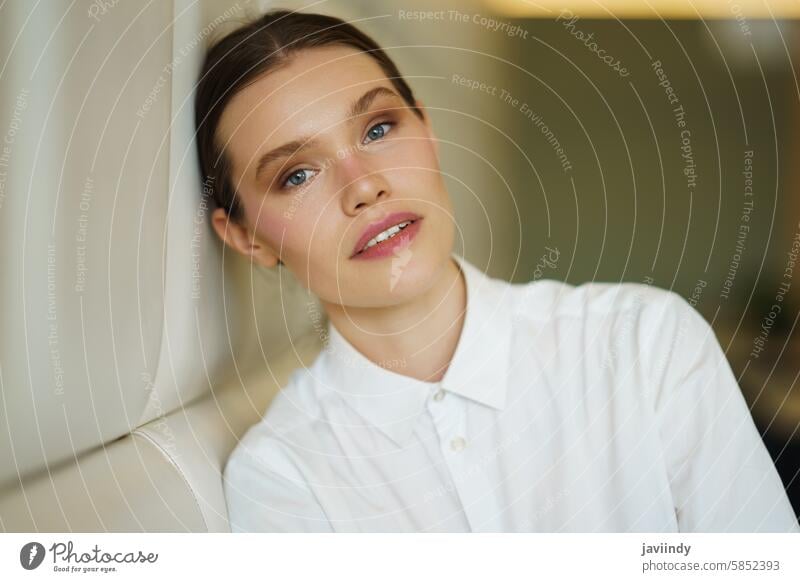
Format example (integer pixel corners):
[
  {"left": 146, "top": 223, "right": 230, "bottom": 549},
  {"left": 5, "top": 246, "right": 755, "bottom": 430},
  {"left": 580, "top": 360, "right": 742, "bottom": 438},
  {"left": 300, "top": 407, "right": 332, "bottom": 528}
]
[
  {"left": 450, "top": 436, "right": 466, "bottom": 452},
  {"left": 433, "top": 389, "right": 446, "bottom": 401}
]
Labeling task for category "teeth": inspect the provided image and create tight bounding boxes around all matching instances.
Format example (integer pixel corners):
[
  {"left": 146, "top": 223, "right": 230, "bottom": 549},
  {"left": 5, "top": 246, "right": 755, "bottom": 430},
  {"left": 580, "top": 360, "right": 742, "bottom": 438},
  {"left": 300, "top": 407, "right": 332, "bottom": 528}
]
[{"left": 362, "top": 220, "right": 412, "bottom": 252}]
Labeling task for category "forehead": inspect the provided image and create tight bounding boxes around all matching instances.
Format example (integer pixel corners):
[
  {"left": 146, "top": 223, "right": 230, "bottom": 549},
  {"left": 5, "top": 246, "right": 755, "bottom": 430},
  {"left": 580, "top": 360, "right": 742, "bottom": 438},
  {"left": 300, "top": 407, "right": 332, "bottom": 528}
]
[{"left": 217, "top": 45, "right": 394, "bottom": 161}]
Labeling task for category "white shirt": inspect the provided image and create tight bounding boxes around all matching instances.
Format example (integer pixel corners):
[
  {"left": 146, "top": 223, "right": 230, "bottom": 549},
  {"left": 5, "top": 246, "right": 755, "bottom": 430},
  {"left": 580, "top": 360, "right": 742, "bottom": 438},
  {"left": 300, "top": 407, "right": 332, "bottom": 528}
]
[{"left": 223, "top": 252, "right": 799, "bottom": 532}]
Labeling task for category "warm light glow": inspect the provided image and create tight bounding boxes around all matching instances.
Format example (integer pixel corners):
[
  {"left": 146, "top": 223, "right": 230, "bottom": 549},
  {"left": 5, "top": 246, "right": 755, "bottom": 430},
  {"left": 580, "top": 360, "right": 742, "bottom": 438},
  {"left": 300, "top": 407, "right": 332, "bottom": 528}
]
[{"left": 483, "top": 0, "right": 800, "bottom": 19}]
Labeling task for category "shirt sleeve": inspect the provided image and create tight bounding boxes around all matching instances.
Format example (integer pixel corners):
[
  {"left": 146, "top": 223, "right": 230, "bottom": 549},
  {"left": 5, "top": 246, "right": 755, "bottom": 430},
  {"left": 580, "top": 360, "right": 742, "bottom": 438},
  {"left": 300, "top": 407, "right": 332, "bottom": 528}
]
[
  {"left": 644, "top": 290, "right": 799, "bottom": 532},
  {"left": 223, "top": 434, "right": 333, "bottom": 533}
]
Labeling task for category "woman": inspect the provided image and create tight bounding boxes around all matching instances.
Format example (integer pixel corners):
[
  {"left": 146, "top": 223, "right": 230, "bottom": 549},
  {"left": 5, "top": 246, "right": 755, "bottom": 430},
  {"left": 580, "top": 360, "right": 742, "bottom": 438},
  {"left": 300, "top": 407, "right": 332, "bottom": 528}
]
[{"left": 194, "top": 8, "right": 798, "bottom": 532}]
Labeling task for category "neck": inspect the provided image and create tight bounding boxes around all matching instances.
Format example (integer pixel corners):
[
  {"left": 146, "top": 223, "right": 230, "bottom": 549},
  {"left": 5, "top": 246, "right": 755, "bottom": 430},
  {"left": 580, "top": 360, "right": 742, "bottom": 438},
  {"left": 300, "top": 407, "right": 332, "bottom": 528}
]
[{"left": 321, "top": 256, "right": 466, "bottom": 383}]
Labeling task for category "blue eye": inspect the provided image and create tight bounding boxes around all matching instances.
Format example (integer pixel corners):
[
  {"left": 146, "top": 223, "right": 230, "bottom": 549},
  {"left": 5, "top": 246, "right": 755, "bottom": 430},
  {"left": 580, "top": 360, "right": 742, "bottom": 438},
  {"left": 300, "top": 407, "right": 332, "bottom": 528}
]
[
  {"left": 364, "top": 121, "right": 394, "bottom": 144},
  {"left": 281, "top": 168, "right": 316, "bottom": 190},
  {"left": 277, "top": 121, "right": 394, "bottom": 191}
]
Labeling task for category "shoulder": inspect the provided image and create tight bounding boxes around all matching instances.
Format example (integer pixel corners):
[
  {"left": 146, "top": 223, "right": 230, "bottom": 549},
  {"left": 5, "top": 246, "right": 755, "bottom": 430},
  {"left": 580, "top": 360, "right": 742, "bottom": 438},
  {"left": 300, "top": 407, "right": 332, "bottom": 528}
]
[
  {"left": 509, "top": 275, "right": 685, "bottom": 324},
  {"left": 222, "top": 366, "right": 334, "bottom": 531},
  {"left": 224, "top": 364, "right": 325, "bottom": 486},
  {"left": 223, "top": 418, "right": 300, "bottom": 490},
  {"left": 509, "top": 277, "right": 703, "bottom": 378}
]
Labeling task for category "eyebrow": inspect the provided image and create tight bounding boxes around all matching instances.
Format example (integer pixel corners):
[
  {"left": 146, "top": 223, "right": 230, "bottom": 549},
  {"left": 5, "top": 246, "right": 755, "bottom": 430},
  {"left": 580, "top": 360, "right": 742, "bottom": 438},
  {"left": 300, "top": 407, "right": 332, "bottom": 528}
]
[{"left": 254, "top": 86, "right": 403, "bottom": 183}]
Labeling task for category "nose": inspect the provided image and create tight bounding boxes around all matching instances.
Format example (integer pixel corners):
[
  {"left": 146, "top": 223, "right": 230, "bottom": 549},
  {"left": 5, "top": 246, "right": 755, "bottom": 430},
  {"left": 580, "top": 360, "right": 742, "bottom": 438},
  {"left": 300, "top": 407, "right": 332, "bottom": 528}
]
[{"left": 338, "top": 150, "right": 391, "bottom": 215}]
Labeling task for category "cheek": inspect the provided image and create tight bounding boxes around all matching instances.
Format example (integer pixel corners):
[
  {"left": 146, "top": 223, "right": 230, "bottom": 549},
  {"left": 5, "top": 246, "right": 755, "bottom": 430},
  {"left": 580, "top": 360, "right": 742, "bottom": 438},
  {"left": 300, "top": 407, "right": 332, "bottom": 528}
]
[
  {"left": 251, "top": 210, "right": 294, "bottom": 253},
  {"left": 386, "top": 136, "right": 442, "bottom": 194},
  {"left": 391, "top": 141, "right": 444, "bottom": 197},
  {"left": 253, "top": 204, "right": 333, "bottom": 261},
  {"left": 396, "top": 134, "right": 437, "bottom": 170}
]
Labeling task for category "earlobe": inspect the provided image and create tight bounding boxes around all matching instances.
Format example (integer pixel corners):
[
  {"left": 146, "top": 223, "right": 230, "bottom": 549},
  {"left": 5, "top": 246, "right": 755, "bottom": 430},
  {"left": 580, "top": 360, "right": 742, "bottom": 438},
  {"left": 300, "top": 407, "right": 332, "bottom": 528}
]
[
  {"left": 211, "top": 207, "right": 243, "bottom": 251},
  {"left": 210, "top": 207, "right": 255, "bottom": 255}
]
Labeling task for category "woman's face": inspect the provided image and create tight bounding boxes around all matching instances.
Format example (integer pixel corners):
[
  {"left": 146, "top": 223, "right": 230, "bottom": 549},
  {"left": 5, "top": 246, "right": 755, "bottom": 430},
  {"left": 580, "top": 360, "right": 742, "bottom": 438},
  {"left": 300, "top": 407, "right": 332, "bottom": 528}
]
[{"left": 214, "top": 45, "right": 455, "bottom": 308}]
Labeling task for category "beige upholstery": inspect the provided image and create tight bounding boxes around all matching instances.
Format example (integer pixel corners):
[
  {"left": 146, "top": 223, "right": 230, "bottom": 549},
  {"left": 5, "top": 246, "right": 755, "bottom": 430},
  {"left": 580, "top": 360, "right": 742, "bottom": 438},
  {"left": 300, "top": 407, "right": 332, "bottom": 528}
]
[
  {"left": 0, "top": 331, "right": 321, "bottom": 532},
  {"left": 0, "top": 0, "right": 322, "bottom": 532}
]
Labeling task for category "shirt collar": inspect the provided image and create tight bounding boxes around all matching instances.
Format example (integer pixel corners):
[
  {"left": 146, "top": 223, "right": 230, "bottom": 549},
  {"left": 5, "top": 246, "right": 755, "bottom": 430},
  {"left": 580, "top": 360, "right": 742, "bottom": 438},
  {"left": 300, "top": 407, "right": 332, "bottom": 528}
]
[{"left": 320, "top": 252, "right": 513, "bottom": 447}]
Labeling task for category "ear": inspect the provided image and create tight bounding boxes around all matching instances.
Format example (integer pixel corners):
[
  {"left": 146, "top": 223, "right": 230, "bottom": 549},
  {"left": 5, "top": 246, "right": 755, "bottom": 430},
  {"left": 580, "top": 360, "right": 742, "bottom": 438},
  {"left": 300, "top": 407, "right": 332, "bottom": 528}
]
[
  {"left": 415, "top": 99, "right": 438, "bottom": 159},
  {"left": 210, "top": 207, "right": 281, "bottom": 269}
]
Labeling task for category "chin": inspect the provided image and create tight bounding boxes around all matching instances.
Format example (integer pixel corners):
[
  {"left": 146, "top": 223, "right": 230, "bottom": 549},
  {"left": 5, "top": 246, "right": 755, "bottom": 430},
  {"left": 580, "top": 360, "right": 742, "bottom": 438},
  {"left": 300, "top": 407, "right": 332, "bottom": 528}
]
[{"left": 344, "top": 248, "right": 441, "bottom": 308}]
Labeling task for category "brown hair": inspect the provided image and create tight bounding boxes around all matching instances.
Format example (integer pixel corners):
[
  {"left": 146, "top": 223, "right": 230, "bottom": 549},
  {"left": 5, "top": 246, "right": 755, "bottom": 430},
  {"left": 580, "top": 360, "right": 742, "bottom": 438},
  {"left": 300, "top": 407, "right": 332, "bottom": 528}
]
[{"left": 194, "top": 8, "right": 424, "bottom": 225}]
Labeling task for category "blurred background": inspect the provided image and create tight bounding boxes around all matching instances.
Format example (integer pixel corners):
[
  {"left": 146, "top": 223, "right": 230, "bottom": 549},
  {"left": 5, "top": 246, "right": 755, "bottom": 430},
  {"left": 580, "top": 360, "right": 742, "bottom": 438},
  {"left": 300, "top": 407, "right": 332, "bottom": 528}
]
[{"left": 1, "top": 0, "right": 799, "bottom": 530}]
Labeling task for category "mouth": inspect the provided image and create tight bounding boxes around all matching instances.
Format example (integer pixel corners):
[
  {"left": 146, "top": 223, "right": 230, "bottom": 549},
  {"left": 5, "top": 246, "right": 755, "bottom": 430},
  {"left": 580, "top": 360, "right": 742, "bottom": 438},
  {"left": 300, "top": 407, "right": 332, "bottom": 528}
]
[{"left": 351, "top": 212, "right": 423, "bottom": 259}]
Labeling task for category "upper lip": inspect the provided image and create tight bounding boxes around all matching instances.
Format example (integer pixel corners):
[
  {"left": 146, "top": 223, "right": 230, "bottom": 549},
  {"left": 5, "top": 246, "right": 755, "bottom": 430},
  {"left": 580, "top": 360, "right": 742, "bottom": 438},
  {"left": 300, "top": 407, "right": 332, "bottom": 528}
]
[{"left": 351, "top": 211, "right": 422, "bottom": 257}]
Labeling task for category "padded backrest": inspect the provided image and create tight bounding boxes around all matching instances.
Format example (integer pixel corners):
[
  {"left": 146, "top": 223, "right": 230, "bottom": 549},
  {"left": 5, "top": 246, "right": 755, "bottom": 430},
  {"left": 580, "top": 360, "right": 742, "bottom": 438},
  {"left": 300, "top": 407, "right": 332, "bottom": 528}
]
[{"left": 0, "top": 0, "right": 320, "bottom": 532}]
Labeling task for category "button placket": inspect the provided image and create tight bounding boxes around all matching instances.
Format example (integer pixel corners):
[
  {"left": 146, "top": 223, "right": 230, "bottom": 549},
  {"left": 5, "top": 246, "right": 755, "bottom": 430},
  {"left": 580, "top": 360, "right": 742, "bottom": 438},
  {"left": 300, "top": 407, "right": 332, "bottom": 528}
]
[
  {"left": 433, "top": 394, "right": 474, "bottom": 527},
  {"left": 433, "top": 391, "right": 467, "bottom": 457},
  {"left": 435, "top": 396, "right": 500, "bottom": 531}
]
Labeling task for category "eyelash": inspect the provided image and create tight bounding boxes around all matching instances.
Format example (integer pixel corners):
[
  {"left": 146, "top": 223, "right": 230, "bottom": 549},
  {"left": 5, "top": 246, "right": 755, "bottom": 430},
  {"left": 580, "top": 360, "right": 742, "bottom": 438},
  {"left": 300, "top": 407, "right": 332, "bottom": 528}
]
[{"left": 277, "top": 120, "right": 396, "bottom": 191}]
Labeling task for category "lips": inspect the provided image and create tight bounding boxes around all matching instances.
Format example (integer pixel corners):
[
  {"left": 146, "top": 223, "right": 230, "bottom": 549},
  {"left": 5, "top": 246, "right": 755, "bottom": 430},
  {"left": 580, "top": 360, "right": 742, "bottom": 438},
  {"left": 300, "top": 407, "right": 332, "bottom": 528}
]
[{"left": 351, "top": 211, "right": 423, "bottom": 257}]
